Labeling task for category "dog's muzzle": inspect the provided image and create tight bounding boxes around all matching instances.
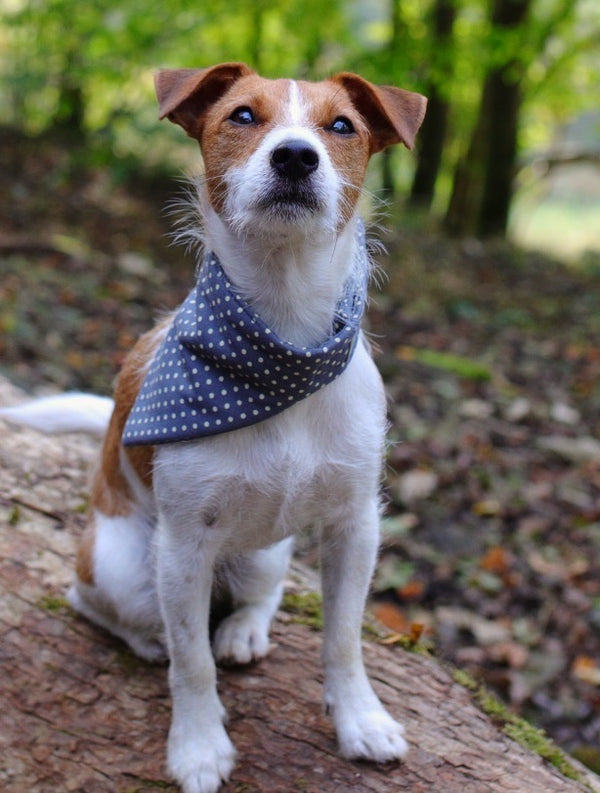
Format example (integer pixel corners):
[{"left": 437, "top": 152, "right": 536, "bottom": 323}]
[{"left": 260, "top": 139, "right": 323, "bottom": 218}]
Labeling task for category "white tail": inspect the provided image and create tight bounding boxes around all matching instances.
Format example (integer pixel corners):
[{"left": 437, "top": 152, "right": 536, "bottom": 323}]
[{"left": 0, "top": 393, "right": 114, "bottom": 436}]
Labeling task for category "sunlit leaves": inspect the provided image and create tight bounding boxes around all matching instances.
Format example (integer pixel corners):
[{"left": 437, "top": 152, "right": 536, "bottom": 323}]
[{"left": 1, "top": 0, "right": 598, "bottom": 194}]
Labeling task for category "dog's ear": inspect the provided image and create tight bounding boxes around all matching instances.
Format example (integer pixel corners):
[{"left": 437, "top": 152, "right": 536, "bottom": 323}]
[
  {"left": 154, "top": 62, "right": 254, "bottom": 138},
  {"left": 329, "top": 72, "right": 427, "bottom": 153}
]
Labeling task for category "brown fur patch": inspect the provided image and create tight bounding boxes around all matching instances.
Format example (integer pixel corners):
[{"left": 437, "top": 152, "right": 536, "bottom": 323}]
[
  {"left": 79, "top": 317, "right": 169, "bottom": 587},
  {"left": 76, "top": 517, "right": 96, "bottom": 586},
  {"left": 90, "top": 319, "right": 169, "bottom": 517}
]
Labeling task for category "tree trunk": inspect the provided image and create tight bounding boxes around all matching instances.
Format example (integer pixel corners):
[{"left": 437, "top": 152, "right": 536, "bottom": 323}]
[
  {"left": 409, "top": 0, "right": 456, "bottom": 210},
  {"left": 444, "top": 0, "right": 530, "bottom": 238},
  {"left": 409, "top": 85, "right": 450, "bottom": 210},
  {"left": 377, "top": 0, "right": 405, "bottom": 199},
  {"left": 1, "top": 375, "right": 599, "bottom": 793},
  {"left": 50, "top": 48, "right": 86, "bottom": 146},
  {"left": 444, "top": 100, "right": 488, "bottom": 236},
  {"left": 477, "top": 69, "right": 522, "bottom": 237}
]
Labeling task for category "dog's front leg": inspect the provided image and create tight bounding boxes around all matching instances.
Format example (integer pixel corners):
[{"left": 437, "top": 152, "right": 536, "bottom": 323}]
[
  {"left": 321, "top": 498, "right": 408, "bottom": 762},
  {"left": 156, "top": 516, "right": 235, "bottom": 793}
]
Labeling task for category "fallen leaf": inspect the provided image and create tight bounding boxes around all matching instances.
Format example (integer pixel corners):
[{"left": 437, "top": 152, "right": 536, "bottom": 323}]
[
  {"left": 572, "top": 656, "right": 600, "bottom": 686},
  {"left": 504, "top": 397, "right": 531, "bottom": 422},
  {"left": 395, "top": 469, "right": 439, "bottom": 503},
  {"left": 480, "top": 546, "right": 510, "bottom": 575},
  {"left": 537, "top": 435, "right": 600, "bottom": 463},
  {"left": 378, "top": 622, "right": 428, "bottom": 648},
  {"left": 371, "top": 602, "right": 409, "bottom": 634},
  {"left": 458, "top": 398, "right": 494, "bottom": 419},
  {"left": 472, "top": 499, "right": 502, "bottom": 517},
  {"left": 488, "top": 641, "right": 529, "bottom": 669},
  {"left": 550, "top": 402, "right": 580, "bottom": 425},
  {"left": 528, "top": 551, "right": 589, "bottom": 581},
  {"left": 408, "top": 622, "right": 425, "bottom": 644},
  {"left": 373, "top": 557, "right": 415, "bottom": 592},
  {"left": 380, "top": 513, "right": 419, "bottom": 540},
  {"left": 436, "top": 607, "right": 512, "bottom": 645},
  {"left": 398, "top": 579, "right": 426, "bottom": 600}
]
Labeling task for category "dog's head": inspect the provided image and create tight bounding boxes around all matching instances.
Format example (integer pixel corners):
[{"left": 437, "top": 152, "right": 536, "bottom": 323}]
[{"left": 155, "top": 64, "right": 426, "bottom": 237}]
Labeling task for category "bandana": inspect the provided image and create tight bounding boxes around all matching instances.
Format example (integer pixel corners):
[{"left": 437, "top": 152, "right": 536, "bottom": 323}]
[{"left": 122, "top": 223, "right": 368, "bottom": 446}]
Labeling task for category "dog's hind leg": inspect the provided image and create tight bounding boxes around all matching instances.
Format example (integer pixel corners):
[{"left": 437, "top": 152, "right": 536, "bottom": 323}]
[
  {"left": 213, "top": 537, "right": 293, "bottom": 665},
  {"left": 68, "top": 510, "right": 166, "bottom": 662}
]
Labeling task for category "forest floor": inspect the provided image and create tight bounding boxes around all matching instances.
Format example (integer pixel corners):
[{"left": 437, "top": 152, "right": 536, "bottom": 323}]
[{"left": 2, "top": 131, "right": 600, "bottom": 771}]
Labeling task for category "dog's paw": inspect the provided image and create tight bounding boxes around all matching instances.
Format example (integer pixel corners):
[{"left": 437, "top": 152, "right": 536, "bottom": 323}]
[
  {"left": 168, "top": 723, "right": 236, "bottom": 793},
  {"left": 335, "top": 706, "right": 408, "bottom": 763},
  {"left": 123, "top": 630, "right": 168, "bottom": 663},
  {"left": 213, "top": 606, "right": 271, "bottom": 666},
  {"left": 67, "top": 584, "right": 167, "bottom": 663}
]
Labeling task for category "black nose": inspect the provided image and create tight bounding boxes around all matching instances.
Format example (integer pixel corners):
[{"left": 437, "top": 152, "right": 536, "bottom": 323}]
[{"left": 271, "top": 139, "right": 319, "bottom": 179}]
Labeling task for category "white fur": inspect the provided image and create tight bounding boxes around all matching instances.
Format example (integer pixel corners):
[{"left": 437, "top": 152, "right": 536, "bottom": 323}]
[
  {"left": 286, "top": 81, "right": 307, "bottom": 126},
  {"left": 7, "top": 76, "right": 409, "bottom": 793},
  {"left": 204, "top": 205, "right": 357, "bottom": 347},
  {"left": 223, "top": 123, "right": 341, "bottom": 240},
  {"left": 0, "top": 392, "right": 113, "bottom": 435},
  {"left": 67, "top": 509, "right": 166, "bottom": 660}
]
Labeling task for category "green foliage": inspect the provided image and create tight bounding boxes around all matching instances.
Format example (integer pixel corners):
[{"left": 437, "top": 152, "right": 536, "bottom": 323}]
[
  {"left": 452, "top": 669, "right": 588, "bottom": 785},
  {"left": 1, "top": 0, "right": 598, "bottom": 220},
  {"left": 1, "top": 0, "right": 350, "bottom": 138},
  {"left": 400, "top": 346, "right": 492, "bottom": 381},
  {"left": 281, "top": 590, "right": 324, "bottom": 630},
  {"left": 36, "top": 595, "right": 72, "bottom": 614},
  {"left": 0, "top": 0, "right": 351, "bottom": 173}
]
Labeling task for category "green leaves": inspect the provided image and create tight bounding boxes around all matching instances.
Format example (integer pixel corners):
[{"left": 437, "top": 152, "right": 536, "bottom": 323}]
[
  {"left": 1, "top": 0, "right": 599, "bottom": 235},
  {"left": 397, "top": 345, "right": 492, "bottom": 382}
]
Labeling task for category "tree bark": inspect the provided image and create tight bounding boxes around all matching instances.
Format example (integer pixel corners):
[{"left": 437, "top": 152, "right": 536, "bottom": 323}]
[
  {"left": 444, "top": 0, "right": 530, "bottom": 238},
  {"left": 51, "top": 49, "right": 86, "bottom": 146},
  {"left": 378, "top": 0, "right": 406, "bottom": 199},
  {"left": 409, "top": 0, "right": 456, "bottom": 210},
  {"left": 475, "top": 66, "right": 520, "bottom": 237},
  {"left": 444, "top": 88, "right": 488, "bottom": 237},
  {"left": 1, "top": 375, "right": 599, "bottom": 793}
]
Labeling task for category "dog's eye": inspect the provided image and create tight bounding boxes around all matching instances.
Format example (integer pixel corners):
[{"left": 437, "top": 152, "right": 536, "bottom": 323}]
[
  {"left": 229, "top": 107, "right": 255, "bottom": 126},
  {"left": 329, "top": 116, "right": 355, "bottom": 135}
]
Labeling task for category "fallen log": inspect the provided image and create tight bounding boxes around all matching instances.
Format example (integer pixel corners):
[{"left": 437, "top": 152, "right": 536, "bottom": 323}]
[{"left": 1, "top": 376, "right": 599, "bottom": 793}]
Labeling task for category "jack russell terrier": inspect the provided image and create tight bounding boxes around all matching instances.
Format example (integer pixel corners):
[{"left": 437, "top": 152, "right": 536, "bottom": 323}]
[{"left": 2, "top": 63, "right": 426, "bottom": 793}]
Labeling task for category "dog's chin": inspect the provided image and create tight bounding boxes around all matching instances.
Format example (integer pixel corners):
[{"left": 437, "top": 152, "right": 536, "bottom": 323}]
[
  {"left": 222, "top": 176, "right": 338, "bottom": 239},
  {"left": 260, "top": 196, "right": 319, "bottom": 220},
  {"left": 246, "top": 187, "right": 333, "bottom": 235}
]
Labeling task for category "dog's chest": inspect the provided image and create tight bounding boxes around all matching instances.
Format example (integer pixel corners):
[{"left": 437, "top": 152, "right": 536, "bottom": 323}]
[
  {"left": 152, "top": 350, "right": 386, "bottom": 549},
  {"left": 215, "top": 457, "right": 340, "bottom": 550}
]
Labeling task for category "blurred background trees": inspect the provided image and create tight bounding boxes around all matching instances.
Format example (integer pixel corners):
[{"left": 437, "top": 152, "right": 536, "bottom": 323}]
[{"left": 1, "top": 0, "right": 599, "bottom": 252}]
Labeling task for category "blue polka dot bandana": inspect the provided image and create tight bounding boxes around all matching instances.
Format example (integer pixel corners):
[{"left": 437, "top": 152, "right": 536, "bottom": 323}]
[{"left": 123, "top": 225, "right": 368, "bottom": 446}]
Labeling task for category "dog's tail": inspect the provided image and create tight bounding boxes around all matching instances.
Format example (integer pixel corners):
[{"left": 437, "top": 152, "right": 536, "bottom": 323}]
[{"left": 0, "top": 393, "right": 114, "bottom": 436}]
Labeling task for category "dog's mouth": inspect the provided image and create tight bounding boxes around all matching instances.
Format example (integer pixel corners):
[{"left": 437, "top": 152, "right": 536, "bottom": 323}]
[{"left": 256, "top": 183, "right": 323, "bottom": 220}]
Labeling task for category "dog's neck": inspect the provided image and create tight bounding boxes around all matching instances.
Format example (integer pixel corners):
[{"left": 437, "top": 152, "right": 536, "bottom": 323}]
[{"left": 203, "top": 205, "right": 359, "bottom": 348}]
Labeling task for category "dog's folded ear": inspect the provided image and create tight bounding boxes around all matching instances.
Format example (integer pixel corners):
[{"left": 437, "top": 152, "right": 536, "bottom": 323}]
[
  {"left": 330, "top": 73, "right": 427, "bottom": 153},
  {"left": 154, "top": 63, "right": 254, "bottom": 138}
]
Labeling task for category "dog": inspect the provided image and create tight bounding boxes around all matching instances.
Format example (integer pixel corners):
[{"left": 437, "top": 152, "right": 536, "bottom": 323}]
[{"left": 2, "top": 63, "right": 426, "bottom": 793}]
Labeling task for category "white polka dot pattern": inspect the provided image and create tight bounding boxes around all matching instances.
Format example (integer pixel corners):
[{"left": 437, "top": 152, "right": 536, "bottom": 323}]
[{"left": 122, "top": 223, "right": 368, "bottom": 446}]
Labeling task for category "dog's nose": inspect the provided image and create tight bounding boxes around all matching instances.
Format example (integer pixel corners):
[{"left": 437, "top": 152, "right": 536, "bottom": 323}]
[{"left": 271, "top": 140, "right": 319, "bottom": 179}]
